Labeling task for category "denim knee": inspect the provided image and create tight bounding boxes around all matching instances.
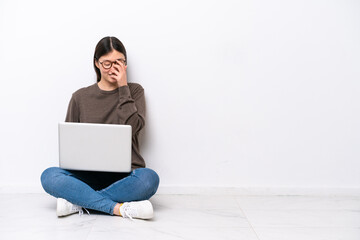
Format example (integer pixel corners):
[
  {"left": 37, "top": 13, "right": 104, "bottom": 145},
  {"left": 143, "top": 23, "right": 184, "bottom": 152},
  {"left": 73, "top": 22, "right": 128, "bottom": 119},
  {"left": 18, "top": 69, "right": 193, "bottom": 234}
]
[
  {"left": 133, "top": 168, "right": 160, "bottom": 198},
  {"left": 40, "top": 167, "right": 63, "bottom": 194}
]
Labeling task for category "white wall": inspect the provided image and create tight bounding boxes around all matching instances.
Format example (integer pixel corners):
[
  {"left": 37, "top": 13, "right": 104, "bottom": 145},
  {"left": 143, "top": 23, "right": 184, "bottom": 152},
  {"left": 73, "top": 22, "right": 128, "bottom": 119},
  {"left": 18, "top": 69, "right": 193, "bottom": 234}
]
[{"left": 0, "top": 0, "right": 359, "bottom": 194}]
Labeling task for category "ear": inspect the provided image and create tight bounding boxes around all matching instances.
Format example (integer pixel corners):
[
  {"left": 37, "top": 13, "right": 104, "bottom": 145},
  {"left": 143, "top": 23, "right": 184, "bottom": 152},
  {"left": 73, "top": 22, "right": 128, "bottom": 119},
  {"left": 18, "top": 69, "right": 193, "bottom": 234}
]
[{"left": 94, "top": 58, "right": 100, "bottom": 69}]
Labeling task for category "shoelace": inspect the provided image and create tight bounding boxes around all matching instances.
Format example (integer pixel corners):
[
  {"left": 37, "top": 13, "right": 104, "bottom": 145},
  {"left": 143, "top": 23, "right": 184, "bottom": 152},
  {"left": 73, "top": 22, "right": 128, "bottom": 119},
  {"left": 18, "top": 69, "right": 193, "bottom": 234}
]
[
  {"left": 72, "top": 205, "right": 90, "bottom": 216},
  {"left": 122, "top": 203, "right": 138, "bottom": 221},
  {"left": 79, "top": 207, "right": 90, "bottom": 216}
]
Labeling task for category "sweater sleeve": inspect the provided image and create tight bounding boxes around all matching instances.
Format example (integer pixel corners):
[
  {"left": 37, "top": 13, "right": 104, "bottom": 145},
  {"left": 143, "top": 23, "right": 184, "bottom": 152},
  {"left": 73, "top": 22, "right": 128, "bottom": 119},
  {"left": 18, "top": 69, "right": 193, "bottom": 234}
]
[
  {"left": 65, "top": 95, "right": 80, "bottom": 122},
  {"left": 117, "top": 84, "right": 146, "bottom": 136}
]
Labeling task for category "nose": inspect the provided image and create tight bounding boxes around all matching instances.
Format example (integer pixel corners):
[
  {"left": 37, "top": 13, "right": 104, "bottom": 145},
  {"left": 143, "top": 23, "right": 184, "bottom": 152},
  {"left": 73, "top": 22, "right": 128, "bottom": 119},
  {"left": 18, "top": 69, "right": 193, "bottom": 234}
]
[{"left": 108, "top": 66, "right": 115, "bottom": 74}]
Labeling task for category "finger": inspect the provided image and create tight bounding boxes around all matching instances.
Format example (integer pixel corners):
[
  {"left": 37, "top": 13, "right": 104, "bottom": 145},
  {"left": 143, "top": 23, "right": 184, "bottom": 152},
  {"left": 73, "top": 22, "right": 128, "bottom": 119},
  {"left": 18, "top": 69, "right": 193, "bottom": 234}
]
[
  {"left": 108, "top": 67, "right": 118, "bottom": 75},
  {"left": 116, "top": 59, "right": 125, "bottom": 65},
  {"left": 110, "top": 70, "right": 119, "bottom": 77},
  {"left": 116, "top": 60, "right": 126, "bottom": 70},
  {"left": 112, "top": 64, "right": 121, "bottom": 73},
  {"left": 110, "top": 73, "right": 118, "bottom": 80}
]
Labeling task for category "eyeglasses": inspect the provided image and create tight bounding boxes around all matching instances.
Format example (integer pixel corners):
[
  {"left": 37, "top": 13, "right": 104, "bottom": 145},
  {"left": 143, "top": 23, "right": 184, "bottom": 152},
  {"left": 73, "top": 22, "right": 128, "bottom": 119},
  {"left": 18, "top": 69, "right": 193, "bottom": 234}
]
[{"left": 99, "top": 58, "right": 126, "bottom": 69}]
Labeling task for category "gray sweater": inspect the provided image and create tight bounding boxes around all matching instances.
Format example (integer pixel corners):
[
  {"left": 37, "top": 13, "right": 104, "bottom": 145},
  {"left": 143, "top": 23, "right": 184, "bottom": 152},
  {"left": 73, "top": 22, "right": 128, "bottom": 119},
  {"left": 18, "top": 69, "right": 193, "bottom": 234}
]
[{"left": 65, "top": 82, "right": 146, "bottom": 169}]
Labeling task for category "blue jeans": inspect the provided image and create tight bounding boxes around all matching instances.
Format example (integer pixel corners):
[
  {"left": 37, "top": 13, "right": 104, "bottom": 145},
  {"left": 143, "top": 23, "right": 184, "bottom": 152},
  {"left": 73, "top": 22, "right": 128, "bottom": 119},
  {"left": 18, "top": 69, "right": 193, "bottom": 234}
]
[{"left": 40, "top": 167, "right": 160, "bottom": 215}]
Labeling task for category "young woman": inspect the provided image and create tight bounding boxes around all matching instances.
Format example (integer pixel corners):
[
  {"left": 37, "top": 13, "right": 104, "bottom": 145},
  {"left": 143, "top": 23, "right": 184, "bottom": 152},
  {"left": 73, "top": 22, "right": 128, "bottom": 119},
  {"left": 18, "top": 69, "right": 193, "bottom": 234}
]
[{"left": 41, "top": 36, "right": 159, "bottom": 219}]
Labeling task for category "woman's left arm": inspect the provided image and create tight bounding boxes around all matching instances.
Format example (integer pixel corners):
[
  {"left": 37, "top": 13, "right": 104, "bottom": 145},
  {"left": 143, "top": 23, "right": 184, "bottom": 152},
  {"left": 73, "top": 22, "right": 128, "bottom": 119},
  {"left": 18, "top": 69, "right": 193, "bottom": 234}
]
[{"left": 117, "top": 84, "right": 145, "bottom": 136}]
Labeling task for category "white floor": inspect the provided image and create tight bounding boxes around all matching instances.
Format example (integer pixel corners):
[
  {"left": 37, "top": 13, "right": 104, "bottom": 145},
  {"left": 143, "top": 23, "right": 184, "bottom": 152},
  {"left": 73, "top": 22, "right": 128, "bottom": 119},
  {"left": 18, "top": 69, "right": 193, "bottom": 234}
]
[{"left": 0, "top": 193, "right": 360, "bottom": 240}]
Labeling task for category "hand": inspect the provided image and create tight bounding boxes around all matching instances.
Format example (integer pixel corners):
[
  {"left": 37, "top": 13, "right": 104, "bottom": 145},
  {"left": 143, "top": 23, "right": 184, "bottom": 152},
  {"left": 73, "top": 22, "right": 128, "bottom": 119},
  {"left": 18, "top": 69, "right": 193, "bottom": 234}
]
[{"left": 109, "top": 60, "right": 128, "bottom": 87}]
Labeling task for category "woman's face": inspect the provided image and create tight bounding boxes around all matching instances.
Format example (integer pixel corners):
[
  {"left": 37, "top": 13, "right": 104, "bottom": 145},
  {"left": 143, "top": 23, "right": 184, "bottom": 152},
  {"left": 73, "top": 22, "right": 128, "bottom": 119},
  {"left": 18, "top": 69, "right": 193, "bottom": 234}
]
[{"left": 95, "top": 50, "right": 126, "bottom": 84}]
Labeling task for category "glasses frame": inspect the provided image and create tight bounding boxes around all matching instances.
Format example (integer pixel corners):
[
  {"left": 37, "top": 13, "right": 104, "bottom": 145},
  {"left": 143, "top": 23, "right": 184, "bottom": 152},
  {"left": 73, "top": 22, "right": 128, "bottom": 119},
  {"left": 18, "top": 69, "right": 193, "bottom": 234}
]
[{"left": 98, "top": 58, "right": 127, "bottom": 69}]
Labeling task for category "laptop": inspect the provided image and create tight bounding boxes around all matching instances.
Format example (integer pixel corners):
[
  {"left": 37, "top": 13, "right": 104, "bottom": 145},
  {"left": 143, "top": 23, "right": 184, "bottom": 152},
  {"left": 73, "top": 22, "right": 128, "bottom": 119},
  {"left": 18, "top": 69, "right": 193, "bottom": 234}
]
[{"left": 58, "top": 122, "right": 132, "bottom": 172}]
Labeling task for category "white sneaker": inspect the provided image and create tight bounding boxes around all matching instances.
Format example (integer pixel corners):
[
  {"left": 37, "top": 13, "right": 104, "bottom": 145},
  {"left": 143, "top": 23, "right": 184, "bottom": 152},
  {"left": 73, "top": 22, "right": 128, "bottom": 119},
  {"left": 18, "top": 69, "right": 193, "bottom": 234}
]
[
  {"left": 120, "top": 200, "right": 154, "bottom": 220},
  {"left": 56, "top": 198, "right": 87, "bottom": 217}
]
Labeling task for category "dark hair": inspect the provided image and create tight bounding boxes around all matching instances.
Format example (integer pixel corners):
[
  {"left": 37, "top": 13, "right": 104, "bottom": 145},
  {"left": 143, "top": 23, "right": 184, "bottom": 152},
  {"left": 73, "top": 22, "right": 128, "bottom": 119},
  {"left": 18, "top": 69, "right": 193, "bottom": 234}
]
[{"left": 93, "top": 36, "right": 127, "bottom": 82}]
